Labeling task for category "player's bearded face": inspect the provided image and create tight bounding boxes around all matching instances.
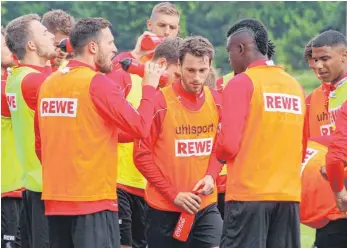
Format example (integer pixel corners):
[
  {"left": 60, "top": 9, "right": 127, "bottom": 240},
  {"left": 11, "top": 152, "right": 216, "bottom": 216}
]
[
  {"left": 31, "top": 22, "right": 57, "bottom": 60},
  {"left": 180, "top": 53, "right": 210, "bottom": 93},
  {"left": 96, "top": 47, "right": 113, "bottom": 73},
  {"left": 95, "top": 28, "right": 117, "bottom": 73}
]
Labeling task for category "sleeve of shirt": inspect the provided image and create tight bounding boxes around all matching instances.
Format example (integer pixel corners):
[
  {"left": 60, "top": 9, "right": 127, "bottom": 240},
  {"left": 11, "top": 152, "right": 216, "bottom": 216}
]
[
  {"left": 206, "top": 89, "right": 224, "bottom": 180},
  {"left": 118, "top": 130, "right": 134, "bottom": 143},
  {"left": 215, "top": 73, "right": 254, "bottom": 162},
  {"left": 106, "top": 68, "right": 133, "bottom": 98},
  {"left": 89, "top": 73, "right": 156, "bottom": 139},
  {"left": 326, "top": 101, "right": 347, "bottom": 192},
  {"left": 21, "top": 73, "right": 48, "bottom": 111},
  {"left": 133, "top": 91, "right": 179, "bottom": 203},
  {"left": 34, "top": 108, "right": 41, "bottom": 163}
]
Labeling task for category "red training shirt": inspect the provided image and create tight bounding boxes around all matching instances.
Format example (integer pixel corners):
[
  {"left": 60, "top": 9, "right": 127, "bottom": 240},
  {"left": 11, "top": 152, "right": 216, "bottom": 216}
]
[{"left": 133, "top": 82, "right": 224, "bottom": 203}]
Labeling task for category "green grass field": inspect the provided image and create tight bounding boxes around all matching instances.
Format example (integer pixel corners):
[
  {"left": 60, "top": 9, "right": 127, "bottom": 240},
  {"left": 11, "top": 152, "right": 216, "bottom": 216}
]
[{"left": 301, "top": 225, "right": 315, "bottom": 248}]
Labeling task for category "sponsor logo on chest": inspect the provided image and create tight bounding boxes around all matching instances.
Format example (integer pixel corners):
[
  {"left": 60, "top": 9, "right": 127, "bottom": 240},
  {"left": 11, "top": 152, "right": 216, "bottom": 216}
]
[
  {"left": 175, "top": 138, "right": 213, "bottom": 157},
  {"left": 264, "top": 93, "right": 302, "bottom": 114},
  {"left": 40, "top": 98, "right": 78, "bottom": 117}
]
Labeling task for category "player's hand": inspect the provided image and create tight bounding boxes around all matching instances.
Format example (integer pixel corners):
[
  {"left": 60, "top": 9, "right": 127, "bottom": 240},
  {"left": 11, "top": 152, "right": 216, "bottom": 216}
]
[
  {"left": 193, "top": 175, "right": 215, "bottom": 196},
  {"left": 335, "top": 188, "right": 347, "bottom": 213},
  {"left": 131, "top": 31, "right": 156, "bottom": 61},
  {"left": 142, "top": 61, "right": 165, "bottom": 89},
  {"left": 174, "top": 192, "right": 201, "bottom": 215}
]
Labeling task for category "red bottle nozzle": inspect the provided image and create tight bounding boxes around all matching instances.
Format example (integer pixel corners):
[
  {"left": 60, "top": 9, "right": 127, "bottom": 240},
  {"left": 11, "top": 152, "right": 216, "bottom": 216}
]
[
  {"left": 120, "top": 58, "right": 170, "bottom": 88},
  {"left": 57, "top": 38, "right": 73, "bottom": 54},
  {"left": 141, "top": 35, "right": 165, "bottom": 51}
]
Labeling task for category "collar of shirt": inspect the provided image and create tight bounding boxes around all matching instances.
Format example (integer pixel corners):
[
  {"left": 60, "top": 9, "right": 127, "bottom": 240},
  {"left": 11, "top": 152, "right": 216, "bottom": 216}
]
[
  {"left": 172, "top": 81, "right": 204, "bottom": 105},
  {"left": 331, "top": 73, "right": 347, "bottom": 91},
  {"left": 66, "top": 60, "right": 97, "bottom": 71},
  {"left": 19, "top": 64, "right": 46, "bottom": 73},
  {"left": 247, "top": 59, "right": 274, "bottom": 69}
]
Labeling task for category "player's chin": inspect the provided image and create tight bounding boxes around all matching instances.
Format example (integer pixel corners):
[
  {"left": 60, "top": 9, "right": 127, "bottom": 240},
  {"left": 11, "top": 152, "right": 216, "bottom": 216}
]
[{"left": 99, "top": 63, "right": 113, "bottom": 74}]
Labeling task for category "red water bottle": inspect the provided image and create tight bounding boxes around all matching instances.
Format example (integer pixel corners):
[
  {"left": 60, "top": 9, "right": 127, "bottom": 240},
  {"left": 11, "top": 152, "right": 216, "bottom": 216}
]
[
  {"left": 173, "top": 212, "right": 195, "bottom": 242},
  {"left": 173, "top": 187, "right": 204, "bottom": 242},
  {"left": 57, "top": 38, "right": 73, "bottom": 54},
  {"left": 119, "top": 58, "right": 169, "bottom": 87},
  {"left": 141, "top": 35, "right": 165, "bottom": 51}
]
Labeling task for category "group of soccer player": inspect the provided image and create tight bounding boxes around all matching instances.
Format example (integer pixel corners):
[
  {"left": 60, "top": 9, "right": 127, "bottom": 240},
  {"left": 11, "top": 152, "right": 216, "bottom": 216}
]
[{"left": 1, "top": 2, "right": 347, "bottom": 248}]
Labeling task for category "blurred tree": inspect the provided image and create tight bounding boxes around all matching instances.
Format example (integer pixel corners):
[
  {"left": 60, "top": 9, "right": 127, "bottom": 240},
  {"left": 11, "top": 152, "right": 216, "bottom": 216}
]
[{"left": 1, "top": 1, "right": 345, "bottom": 74}]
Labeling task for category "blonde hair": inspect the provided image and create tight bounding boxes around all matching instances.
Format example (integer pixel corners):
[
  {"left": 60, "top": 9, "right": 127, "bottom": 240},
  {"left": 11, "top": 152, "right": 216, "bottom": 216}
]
[{"left": 150, "top": 2, "right": 180, "bottom": 19}]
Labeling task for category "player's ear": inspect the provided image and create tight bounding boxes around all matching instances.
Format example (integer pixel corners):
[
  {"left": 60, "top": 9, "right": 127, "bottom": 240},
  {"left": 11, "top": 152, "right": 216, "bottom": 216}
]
[
  {"left": 146, "top": 19, "right": 152, "bottom": 32},
  {"left": 158, "top": 58, "right": 167, "bottom": 68},
  {"left": 342, "top": 49, "right": 347, "bottom": 63}
]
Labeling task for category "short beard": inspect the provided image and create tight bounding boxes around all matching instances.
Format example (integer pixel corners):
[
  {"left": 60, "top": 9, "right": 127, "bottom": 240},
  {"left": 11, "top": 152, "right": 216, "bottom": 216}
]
[
  {"left": 37, "top": 46, "right": 57, "bottom": 60},
  {"left": 96, "top": 52, "right": 112, "bottom": 73}
]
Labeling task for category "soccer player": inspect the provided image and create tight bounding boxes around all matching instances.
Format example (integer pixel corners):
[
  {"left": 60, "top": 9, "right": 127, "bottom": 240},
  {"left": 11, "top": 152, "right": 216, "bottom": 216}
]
[
  {"left": 35, "top": 17, "right": 162, "bottom": 248},
  {"left": 323, "top": 100, "right": 347, "bottom": 214},
  {"left": 311, "top": 30, "right": 347, "bottom": 129},
  {"left": 301, "top": 138, "right": 347, "bottom": 248},
  {"left": 304, "top": 37, "right": 333, "bottom": 137},
  {"left": 5, "top": 14, "right": 57, "bottom": 248},
  {"left": 108, "top": 2, "right": 181, "bottom": 95},
  {"left": 134, "top": 36, "right": 223, "bottom": 248},
  {"left": 125, "top": 1, "right": 181, "bottom": 63},
  {"left": 214, "top": 37, "right": 276, "bottom": 220},
  {"left": 41, "top": 9, "right": 75, "bottom": 70},
  {"left": 107, "top": 3, "right": 180, "bottom": 248},
  {"left": 117, "top": 36, "right": 183, "bottom": 248},
  {"left": 1, "top": 26, "right": 23, "bottom": 248},
  {"left": 216, "top": 19, "right": 307, "bottom": 248}
]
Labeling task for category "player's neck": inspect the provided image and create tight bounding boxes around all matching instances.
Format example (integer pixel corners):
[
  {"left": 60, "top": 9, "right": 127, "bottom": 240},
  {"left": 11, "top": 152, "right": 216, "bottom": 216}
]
[
  {"left": 21, "top": 53, "right": 47, "bottom": 67},
  {"left": 249, "top": 53, "right": 268, "bottom": 65},
  {"left": 73, "top": 55, "right": 97, "bottom": 71},
  {"left": 332, "top": 70, "right": 347, "bottom": 85}
]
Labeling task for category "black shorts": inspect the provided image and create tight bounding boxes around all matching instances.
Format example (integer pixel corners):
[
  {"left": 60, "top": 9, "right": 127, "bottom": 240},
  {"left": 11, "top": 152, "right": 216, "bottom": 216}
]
[
  {"left": 1, "top": 197, "right": 22, "bottom": 247},
  {"left": 146, "top": 203, "right": 222, "bottom": 248},
  {"left": 217, "top": 193, "right": 225, "bottom": 220},
  {"left": 314, "top": 218, "right": 347, "bottom": 248},
  {"left": 22, "top": 190, "right": 49, "bottom": 248},
  {"left": 48, "top": 210, "right": 121, "bottom": 248},
  {"left": 221, "top": 201, "right": 300, "bottom": 248},
  {"left": 117, "top": 188, "right": 146, "bottom": 248}
]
